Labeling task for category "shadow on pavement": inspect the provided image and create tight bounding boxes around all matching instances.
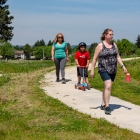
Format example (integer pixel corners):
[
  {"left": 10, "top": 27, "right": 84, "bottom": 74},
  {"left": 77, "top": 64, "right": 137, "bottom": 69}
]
[
  {"left": 91, "top": 104, "right": 132, "bottom": 111},
  {"left": 110, "top": 104, "right": 132, "bottom": 111}
]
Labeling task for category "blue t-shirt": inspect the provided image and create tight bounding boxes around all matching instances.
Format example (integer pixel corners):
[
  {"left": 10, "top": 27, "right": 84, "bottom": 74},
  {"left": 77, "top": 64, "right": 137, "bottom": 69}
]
[{"left": 53, "top": 42, "right": 67, "bottom": 59}]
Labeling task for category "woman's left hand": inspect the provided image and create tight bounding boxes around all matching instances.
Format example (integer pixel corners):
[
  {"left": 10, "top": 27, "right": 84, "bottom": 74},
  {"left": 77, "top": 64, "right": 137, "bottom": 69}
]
[{"left": 66, "top": 57, "right": 69, "bottom": 61}]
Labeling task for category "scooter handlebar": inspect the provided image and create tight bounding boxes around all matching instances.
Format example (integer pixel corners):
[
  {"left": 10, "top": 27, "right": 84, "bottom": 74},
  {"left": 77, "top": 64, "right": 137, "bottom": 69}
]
[{"left": 77, "top": 66, "right": 86, "bottom": 68}]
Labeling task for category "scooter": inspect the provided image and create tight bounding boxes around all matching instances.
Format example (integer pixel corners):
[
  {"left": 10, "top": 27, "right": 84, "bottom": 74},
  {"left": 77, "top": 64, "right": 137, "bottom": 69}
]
[{"left": 75, "top": 66, "right": 90, "bottom": 91}]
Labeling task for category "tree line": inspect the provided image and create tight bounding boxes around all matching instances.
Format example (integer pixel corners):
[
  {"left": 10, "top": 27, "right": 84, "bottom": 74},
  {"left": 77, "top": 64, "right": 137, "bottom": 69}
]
[{"left": 0, "top": 0, "right": 140, "bottom": 60}]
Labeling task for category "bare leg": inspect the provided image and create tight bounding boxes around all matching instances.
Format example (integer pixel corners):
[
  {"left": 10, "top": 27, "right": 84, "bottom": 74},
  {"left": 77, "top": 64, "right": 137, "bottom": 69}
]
[
  {"left": 102, "top": 80, "right": 113, "bottom": 107},
  {"left": 85, "top": 77, "right": 89, "bottom": 84},
  {"left": 101, "top": 91, "right": 106, "bottom": 106},
  {"left": 78, "top": 76, "right": 81, "bottom": 83}
]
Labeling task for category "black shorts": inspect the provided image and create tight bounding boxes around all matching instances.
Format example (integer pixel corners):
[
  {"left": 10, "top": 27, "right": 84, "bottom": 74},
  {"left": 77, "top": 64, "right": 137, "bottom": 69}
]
[
  {"left": 99, "top": 71, "right": 116, "bottom": 82},
  {"left": 77, "top": 67, "right": 88, "bottom": 77}
]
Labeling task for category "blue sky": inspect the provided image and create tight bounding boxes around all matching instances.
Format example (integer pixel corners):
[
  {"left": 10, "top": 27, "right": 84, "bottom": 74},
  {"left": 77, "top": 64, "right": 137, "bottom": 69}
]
[{"left": 7, "top": 0, "right": 140, "bottom": 45}]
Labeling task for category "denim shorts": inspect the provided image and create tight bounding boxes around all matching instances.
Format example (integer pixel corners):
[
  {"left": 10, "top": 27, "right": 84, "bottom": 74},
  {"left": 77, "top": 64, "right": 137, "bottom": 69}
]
[{"left": 99, "top": 71, "right": 116, "bottom": 82}]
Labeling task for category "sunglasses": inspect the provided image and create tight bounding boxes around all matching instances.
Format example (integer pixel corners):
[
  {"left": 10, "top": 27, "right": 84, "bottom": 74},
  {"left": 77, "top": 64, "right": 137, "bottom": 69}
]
[{"left": 58, "top": 36, "right": 63, "bottom": 39}]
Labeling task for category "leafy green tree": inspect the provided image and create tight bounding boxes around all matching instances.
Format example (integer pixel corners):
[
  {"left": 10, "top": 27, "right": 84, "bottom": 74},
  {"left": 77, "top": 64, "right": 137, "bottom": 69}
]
[
  {"left": 0, "top": 42, "right": 14, "bottom": 58},
  {"left": 45, "top": 46, "right": 51, "bottom": 59},
  {"left": 136, "top": 35, "right": 140, "bottom": 48},
  {"left": 116, "top": 39, "right": 137, "bottom": 56},
  {"left": 34, "top": 47, "right": 43, "bottom": 60},
  {"left": 135, "top": 48, "right": 140, "bottom": 56},
  {"left": 0, "top": 0, "right": 14, "bottom": 41},
  {"left": 23, "top": 44, "right": 31, "bottom": 59}
]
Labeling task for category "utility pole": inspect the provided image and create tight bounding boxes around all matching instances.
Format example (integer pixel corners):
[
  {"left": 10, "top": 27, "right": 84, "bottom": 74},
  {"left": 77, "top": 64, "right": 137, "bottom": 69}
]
[{"left": 43, "top": 47, "right": 44, "bottom": 60}]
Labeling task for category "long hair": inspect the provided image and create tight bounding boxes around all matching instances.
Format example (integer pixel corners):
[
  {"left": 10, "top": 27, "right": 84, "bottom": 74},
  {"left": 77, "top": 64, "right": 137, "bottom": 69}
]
[
  {"left": 53, "top": 33, "right": 65, "bottom": 44},
  {"left": 100, "top": 28, "right": 113, "bottom": 41}
]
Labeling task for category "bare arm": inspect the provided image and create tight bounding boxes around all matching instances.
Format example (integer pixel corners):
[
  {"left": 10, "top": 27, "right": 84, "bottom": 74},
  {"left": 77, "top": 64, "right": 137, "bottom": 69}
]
[
  {"left": 114, "top": 43, "right": 128, "bottom": 73},
  {"left": 75, "top": 59, "right": 79, "bottom": 67},
  {"left": 51, "top": 46, "right": 55, "bottom": 61},
  {"left": 87, "top": 59, "right": 90, "bottom": 67},
  {"left": 65, "top": 46, "right": 69, "bottom": 60},
  {"left": 90, "top": 43, "right": 102, "bottom": 77}
]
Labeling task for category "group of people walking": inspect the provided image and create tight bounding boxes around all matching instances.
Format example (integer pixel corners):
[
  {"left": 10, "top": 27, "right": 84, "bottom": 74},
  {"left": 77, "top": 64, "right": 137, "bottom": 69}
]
[{"left": 51, "top": 28, "right": 128, "bottom": 114}]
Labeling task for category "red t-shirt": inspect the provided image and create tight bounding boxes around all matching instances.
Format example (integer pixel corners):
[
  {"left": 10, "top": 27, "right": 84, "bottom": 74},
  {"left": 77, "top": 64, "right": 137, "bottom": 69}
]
[{"left": 75, "top": 51, "right": 90, "bottom": 66}]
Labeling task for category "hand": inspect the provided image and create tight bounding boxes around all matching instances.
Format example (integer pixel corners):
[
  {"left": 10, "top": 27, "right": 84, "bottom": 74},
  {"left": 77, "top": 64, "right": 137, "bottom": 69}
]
[
  {"left": 77, "top": 64, "right": 80, "bottom": 67},
  {"left": 51, "top": 58, "right": 54, "bottom": 62},
  {"left": 122, "top": 66, "right": 128, "bottom": 73},
  {"left": 90, "top": 71, "right": 94, "bottom": 78},
  {"left": 66, "top": 57, "right": 69, "bottom": 61},
  {"left": 86, "top": 65, "right": 89, "bottom": 68}
]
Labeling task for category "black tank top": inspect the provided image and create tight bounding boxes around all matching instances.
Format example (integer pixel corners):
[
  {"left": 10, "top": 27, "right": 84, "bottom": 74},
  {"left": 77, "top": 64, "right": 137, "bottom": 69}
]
[{"left": 98, "top": 42, "right": 118, "bottom": 74}]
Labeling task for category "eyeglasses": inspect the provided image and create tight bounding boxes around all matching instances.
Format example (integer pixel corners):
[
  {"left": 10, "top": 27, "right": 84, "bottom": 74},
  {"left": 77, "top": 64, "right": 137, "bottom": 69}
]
[{"left": 58, "top": 36, "right": 63, "bottom": 39}]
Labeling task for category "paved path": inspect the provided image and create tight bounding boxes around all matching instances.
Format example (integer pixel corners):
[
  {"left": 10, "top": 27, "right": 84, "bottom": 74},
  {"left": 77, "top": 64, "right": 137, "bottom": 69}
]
[{"left": 42, "top": 58, "right": 140, "bottom": 134}]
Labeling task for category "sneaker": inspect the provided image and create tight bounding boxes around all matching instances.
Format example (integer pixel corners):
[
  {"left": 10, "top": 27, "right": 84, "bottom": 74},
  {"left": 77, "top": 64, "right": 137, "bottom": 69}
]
[
  {"left": 77, "top": 83, "right": 81, "bottom": 87},
  {"left": 62, "top": 78, "right": 66, "bottom": 84},
  {"left": 100, "top": 105, "right": 105, "bottom": 110},
  {"left": 104, "top": 106, "right": 111, "bottom": 114},
  {"left": 87, "top": 83, "right": 91, "bottom": 88},
  {"left": 56, "top": 78, "right": 59, "bottom": 82},
  {"left": 87, "top": 83, "right": 91, "bottom": 89}
]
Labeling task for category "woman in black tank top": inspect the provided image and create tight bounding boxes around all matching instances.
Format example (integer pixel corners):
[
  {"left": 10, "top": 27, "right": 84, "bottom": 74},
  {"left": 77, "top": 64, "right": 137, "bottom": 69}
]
[{"left": 90, "top": 28, "right": 128, "bottom": 114}]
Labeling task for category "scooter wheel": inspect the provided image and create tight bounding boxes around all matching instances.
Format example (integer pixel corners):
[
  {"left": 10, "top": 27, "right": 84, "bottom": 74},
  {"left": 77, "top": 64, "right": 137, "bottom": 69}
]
[
  {"left": 75, "top": 84, "right": 77, "bottom": 89},
  {"left": 78, "top": 86, "right": 81, "bottom": 90},
  {"left": 81, "top": 86, "right": 85, "bottom": 91}
]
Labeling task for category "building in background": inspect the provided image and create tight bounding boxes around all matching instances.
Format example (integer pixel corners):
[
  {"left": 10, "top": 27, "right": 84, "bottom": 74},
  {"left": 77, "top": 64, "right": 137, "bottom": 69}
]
[{"left": 14, "top": 50, "right": 26, "bottom": 59}]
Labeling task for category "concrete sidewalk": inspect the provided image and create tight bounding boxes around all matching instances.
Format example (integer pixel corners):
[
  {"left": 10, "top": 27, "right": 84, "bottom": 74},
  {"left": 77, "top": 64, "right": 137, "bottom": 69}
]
[{"left": 42, "top": 66, "right": 140, "bottom": 134}]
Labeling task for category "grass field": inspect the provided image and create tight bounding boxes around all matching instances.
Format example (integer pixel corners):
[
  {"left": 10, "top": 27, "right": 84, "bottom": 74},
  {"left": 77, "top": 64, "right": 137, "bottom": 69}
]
[
  {"left": 89, "top": 58, "right": 140, "bottom": 105},
  {"left": 0, "top": 60, "right": 54, "bottom": 73},
  {"left": 0, "top": 60, "right": 140, "bottom": 139}
]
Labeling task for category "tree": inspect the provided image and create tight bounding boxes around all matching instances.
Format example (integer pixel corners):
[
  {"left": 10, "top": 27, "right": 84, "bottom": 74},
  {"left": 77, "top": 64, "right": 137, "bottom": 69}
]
[
  {"left": 136, "top": 35, "right": 140, "bottom": 48},
  {"left": 34, "top": 47, "right": 43, "bottom": 60},
  {"left": 0, "top": 0, "right": 14, "bottom": 42},
  {"left": 67, "top": 43, "right": 72, "bottom": 55},
  {"left": 34, "top": 39, "right": 45, "bottom": 47},
  {"left": 88, "top": 43, "right": 98, "bottom": 57},
  {"left": 13, "top": 45, "right": 21, "bottom": 50},
  {"left": 40, "top": 39, "right": 45, "bottom": 46},
  {"left": 72, "top": 45, "right": 78, "bottom": 54},
  {"left": 47, "top": 40, "right": 53, "bottom": 46},
  {"left": 45, "top": 46, "right": 51, "bottom": 59},
  {"left": 0, "top": 42, "right": 14, "bottom": 59},
  {"left": 116, "top": 39, "right": 137, "bottom": 56},
  {"left": 23, "top": 44, "right": 31, "bottom": 59},
  {"left": 34, "top": 40, "right": 40, "bottom": 47}
]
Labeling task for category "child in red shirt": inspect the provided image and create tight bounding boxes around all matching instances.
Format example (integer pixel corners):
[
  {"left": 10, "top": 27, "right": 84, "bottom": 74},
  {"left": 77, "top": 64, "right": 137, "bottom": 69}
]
[{"left": 75, "top": 42, "right": 91, "bottom": 88}]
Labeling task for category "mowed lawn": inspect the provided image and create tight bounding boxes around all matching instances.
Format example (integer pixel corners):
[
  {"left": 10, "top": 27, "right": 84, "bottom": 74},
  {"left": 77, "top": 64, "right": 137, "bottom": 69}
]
[
  {"left": 0, "top": 60, "right": 140, "bottom": 140},
  {"left": 89, "top": 58, "right": 140, "bottom": 105}
]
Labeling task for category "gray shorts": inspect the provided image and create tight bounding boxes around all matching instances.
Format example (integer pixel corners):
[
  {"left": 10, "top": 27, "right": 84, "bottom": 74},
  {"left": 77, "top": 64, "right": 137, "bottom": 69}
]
[{"left": 77, "top": 67, "right": 88, "bottom": 77}]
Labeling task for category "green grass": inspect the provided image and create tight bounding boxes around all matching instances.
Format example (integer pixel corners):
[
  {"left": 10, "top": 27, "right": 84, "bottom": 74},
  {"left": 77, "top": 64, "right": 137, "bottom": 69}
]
[
  {"left": 0, "top": 67, "right": 140, "bottom": 139},
  {"left": 0, "top": 60, "right": 140, "bottom": 139},
  {"left": 89, "top": 59, "right": 140, "bottom": 105},
  {"left": 0, "top": 60, "right": 54, "bottom": 73}
]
